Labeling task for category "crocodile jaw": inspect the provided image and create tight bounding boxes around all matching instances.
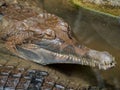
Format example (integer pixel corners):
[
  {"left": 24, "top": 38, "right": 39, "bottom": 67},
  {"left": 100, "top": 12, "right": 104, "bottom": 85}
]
[{"left": 17, "top": 38, "right": 116, "bottom": 70}]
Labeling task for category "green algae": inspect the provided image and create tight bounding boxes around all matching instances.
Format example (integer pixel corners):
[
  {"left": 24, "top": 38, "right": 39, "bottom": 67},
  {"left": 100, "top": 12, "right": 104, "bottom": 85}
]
[{"left": 70, "top": 0, "right": 120, "bottom": 18}]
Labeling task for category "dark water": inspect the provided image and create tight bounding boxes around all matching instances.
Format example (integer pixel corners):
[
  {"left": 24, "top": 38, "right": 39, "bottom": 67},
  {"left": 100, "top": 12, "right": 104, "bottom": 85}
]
[{"left": 42, "top": 0, "right": 120, "bottom": 89}]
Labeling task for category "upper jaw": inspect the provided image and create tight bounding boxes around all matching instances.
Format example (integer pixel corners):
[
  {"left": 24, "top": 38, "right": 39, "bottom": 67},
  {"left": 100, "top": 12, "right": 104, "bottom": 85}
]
[{"left": 37, "top": 38, "right": 116, "bottom": 70}]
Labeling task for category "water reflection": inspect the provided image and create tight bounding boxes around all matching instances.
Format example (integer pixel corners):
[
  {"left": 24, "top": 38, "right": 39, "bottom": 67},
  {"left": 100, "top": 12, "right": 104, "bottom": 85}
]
[{"left": 43, "top": 0, "right": 120, "bottom": 88}]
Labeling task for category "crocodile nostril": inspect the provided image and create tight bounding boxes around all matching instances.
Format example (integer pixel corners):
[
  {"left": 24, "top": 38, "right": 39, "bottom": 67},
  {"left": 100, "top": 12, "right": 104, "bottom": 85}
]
[{"left": 110, "top": 62, "right": 113, "bottom": 66}]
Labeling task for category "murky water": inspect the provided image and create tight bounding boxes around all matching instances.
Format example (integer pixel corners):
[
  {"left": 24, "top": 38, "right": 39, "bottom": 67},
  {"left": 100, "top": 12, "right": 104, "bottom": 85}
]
[{"left": 42, "top": 0, "right": 120, "bottom": 89}]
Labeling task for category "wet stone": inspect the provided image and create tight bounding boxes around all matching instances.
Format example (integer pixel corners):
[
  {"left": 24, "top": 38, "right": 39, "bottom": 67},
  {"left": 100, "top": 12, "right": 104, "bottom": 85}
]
[
  {"left": 53, "top": 84, "right": 65, "bottom": 90},
  {"left": 42, "top": 81, "right": 54, "bottom": 90},
  {"left": 0, "top": 75, "right": 8, "bottom": 89},
  {"left": 27, "top": 70, "right": 46, "bottom": 90},
  {"left": 27, "top": 83, "right": 39, "bottom": 90},
  {"left": 28, "top": 78, "right": 43, "bottom": 90},
  {"left": 42, "top": 77, "right": 55, "bottom": 89},
  {"left": 35, "top": 70, "right": 49, "bottom": 77},
  {"left": 28, "top": 81, "right": 43, "bottom": 90},
  {"left": 28, "top": 69, "right": 36, "bottom": 73},
  {"left": 24, "top": 70, "right": 36, "bottom": 79},
  {"left": 16, "top": 78, "right": 31, "bottom": 90},
  {"left": 42, "top": 76, "right": 55, "bottom": 89},
  {"left": 39, "top": 71, "right": 49, "bottom": 76},
  {"left": 35, "top": 76, "right": 44, "bottom": 83},
  {"left": 32, "top": 70, "right": 47, "bottom": 83},
  {"left": 4, "top": 76, "right": 20, "bottom": 90}
]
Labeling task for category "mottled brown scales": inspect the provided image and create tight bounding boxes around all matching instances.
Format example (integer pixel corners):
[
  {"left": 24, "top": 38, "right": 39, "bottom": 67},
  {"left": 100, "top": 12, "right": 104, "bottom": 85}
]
[{"left": 0, "top": 3, "right": 79, "bottom": 55}]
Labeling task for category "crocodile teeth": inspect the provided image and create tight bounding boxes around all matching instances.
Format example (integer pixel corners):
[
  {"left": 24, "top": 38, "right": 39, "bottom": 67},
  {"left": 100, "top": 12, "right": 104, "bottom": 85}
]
[
  {"left": 86, "top": 61, "right": 89, "bottom": 65},
  {"left": 84, "top": 60, "right": 86, "bottom": 65},
  {"left": 62, "top": 55, "right": 66, "bottom": 59},
  {"left": 68, "top": 55, "right": 72, "bottom": 60},
  {"left": 74, "top": 57, "right": 77, "bottom": 61},
  {"left": 73, "top": 57, "right": 75, "bottom": 61},
  {"left": 71, "top": 56, "right": 74, "bottom": 60},
  {"left": 39, "top": 14, "right": 44, "bottom": 18},
  {"left": 82, "top": 58, "right": 86, "bottom": 64},
  {"left": 52, "top": 52, "right": 101, "bottom": 67},
  {"left": 98, "top": 64, "right": 101, "bottom": 69},
  {"left": 78, "top": 59, "right": 80, "bottom": 62},
  {"left": 65, "top": 55, "right": 69, "bottom": 59},
  {"left": 75, "top": 57, "right": 78, "bottom": 62},
  {"left": 59, "top": 54, "right": 62, "bottom": 57},
  {"left": 85, "top": 61, "right": 88, "bottom": 65},
  {"left": 56, "top": 53, "right": 59, "bottom": 57},
  {"left": 72, "top": 56, "right": 75, "bottom": 61},
  {"left": 62, "top": 55, "right": 67, "bottom": 59}
]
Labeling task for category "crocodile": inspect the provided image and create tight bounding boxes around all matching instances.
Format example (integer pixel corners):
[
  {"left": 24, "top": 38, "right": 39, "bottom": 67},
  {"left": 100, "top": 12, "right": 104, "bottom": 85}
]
[{"left": 0, "top": 1, "right": 116, "bottom": 70}]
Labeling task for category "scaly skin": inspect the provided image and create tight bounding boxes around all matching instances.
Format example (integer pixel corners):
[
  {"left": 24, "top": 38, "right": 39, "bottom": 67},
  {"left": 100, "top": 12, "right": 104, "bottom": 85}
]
[{"left": 0, "top": 3, "right": 116, "bottom": 70}]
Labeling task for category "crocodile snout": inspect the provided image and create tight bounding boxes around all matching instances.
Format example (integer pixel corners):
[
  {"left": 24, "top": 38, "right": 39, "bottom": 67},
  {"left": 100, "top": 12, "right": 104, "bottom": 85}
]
[
  {"left": 17, "top": 38, "right": 116, "bottom": 70},
  {"left": 86, "top": 50, "right": 116, "bottom": 70}
]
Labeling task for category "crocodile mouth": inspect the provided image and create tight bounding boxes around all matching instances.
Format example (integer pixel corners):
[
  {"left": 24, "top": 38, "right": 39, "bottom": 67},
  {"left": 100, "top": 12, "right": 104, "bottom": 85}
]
[{"left": 17, "top": 38, "right": 116, "bottom": 70}]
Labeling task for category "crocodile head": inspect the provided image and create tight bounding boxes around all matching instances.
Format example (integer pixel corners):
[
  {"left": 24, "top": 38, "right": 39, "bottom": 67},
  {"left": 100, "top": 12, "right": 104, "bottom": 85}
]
[{"left": 17, "top": 13, "right": 116, "bottom": 70}]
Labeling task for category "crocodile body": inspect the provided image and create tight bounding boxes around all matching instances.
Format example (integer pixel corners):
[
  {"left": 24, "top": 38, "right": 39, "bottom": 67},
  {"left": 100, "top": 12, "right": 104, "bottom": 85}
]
[{"left": 0, "top": 1, "right": 116, "bottom": 70}]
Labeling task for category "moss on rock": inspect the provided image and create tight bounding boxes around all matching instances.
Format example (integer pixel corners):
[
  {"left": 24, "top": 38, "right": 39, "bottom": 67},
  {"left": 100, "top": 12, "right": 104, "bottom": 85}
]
[{"left": 70, "top": 0, "right": 120, "bottom": 18}]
